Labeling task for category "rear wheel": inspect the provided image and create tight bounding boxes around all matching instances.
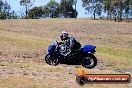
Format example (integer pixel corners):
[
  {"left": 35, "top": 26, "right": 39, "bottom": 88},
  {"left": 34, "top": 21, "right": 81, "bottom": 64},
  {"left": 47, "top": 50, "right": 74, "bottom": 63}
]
[{"left": 82, "top": 54, "right": 97, "bottom": 69}]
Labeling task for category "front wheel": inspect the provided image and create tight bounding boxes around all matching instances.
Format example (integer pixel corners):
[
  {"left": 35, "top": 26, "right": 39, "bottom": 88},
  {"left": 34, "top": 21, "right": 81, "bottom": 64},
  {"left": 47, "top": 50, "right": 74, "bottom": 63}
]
[
  {"left": 82, "top": 54, "right": 97, "bottom": 69},
  {"left": 45, "top": 54, "right": 59, "bottom": 66}
]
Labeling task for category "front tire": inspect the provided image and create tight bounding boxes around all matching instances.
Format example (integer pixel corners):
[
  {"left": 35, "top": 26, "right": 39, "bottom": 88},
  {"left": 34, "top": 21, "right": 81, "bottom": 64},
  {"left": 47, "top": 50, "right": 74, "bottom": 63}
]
[
  {"left": 82, "top": 54, "right": 97, "bottom": 69},
  {"left": 45, "top": 54, "right": 59, "bottom": 66}
]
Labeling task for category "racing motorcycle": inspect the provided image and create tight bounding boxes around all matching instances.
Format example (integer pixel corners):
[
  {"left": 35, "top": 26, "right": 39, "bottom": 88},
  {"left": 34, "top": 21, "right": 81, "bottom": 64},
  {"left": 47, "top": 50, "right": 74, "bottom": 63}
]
[{"left": 44, "top": 41, "right": 97, "bottom": 69}]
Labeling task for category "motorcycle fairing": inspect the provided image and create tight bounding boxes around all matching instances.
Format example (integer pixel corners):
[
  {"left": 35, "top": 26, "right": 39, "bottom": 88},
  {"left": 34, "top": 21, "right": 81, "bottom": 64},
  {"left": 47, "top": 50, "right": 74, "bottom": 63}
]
[
  {"left": 81, "top": 45, "right": 96, "bottom": 53},
  {"left": 48, "top": 41, "right": 57, "bottom": 54}
]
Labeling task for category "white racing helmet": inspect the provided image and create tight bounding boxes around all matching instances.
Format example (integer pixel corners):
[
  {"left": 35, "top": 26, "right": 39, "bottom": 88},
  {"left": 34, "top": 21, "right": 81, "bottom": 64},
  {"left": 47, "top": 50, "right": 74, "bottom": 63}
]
[{"left": 60, "top": 31, "right": 69, "bottom": 41}]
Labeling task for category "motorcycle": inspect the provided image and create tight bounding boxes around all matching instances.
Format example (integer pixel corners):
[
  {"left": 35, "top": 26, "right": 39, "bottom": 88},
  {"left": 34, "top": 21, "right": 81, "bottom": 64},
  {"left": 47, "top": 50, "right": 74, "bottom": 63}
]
[{"left": 44, "top": 41, "right": 97, "bottom": 69}]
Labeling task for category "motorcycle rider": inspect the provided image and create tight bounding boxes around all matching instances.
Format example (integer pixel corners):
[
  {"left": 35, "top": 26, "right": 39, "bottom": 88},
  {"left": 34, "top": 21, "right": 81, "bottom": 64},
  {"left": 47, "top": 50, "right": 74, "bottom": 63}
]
[{"left": 60, "top": 31, "right": 81, "bottom": 56}]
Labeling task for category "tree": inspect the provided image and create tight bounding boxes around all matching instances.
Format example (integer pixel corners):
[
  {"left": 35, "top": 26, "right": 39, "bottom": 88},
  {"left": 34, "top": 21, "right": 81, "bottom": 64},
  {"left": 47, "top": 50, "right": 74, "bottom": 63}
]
[
  {"left": 20, "top": 0, "right": 35, "bottom": 18},
  {"left": 9, "top": 11, "right": 17, "bottom": 19},
  {"left": 104, "top": 0, "right": 112, "bottom": 20},
  {"left": 0, "top": 0, "right": 11, "bottom": 19},
  {"left": 28, "top": 6, "right": 43, "bottom": 19},
  {"left": 0, "top": 12, "right": 6, "bottom": 19},
  {"left": 122, "top": 0, "right": 132, "bottom": 19},
  {"left": 2, "top": 0, "right": 11, "bottom": 19},
  {"left": 0, "top": 0, "right": 3, "bottom": 12},
  {"left": 59, "top": 0, "right": 78, "bottom": 18},
  {"left": 103, "top": 0, "right": 132, "bottom": 21},
  {"left": 104, "top": 0, "right": 118, "bottom": 20},
  {"left": 42, "top": 5, "right": 50, "bottom": 18},
  {"left": 46, "top": 0, "right": 60, "bottom": 18},
  {"left": 82, "top": 0, "right": 103, "bottom": 20},
  {"left": 111, "top": 0, "right": 125, "bottom": 21},
  {"left": 0, "top": 0, "right": 17, "bottom": 19}
]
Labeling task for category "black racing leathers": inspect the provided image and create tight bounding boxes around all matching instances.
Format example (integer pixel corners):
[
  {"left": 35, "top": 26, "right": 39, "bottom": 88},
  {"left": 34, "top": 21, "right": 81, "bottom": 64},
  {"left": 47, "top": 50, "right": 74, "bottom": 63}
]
[{"left": 62, "top": 37, "right": 81, "bottom": 56}]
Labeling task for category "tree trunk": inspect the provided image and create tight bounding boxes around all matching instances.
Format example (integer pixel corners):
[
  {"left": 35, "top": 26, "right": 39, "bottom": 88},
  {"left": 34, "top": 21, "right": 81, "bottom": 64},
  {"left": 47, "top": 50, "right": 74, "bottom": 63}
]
[
  {"left": 118, "top": 0, "right": 123, "bottom": 21},
  {"left": 93, "top": 10, "right": 96, "bottom": 20},
  {"left": 107, "top": 11, "right": 109, "bottom": 20},
  {"left": 110, "top": 12, "right": 112, "bottom": 21},
  {"left": 25, "top": 5, "right": 28, "bottom": 18},
  {"left": 94, "top": 13, "right": 95, "bottom": 20},
  {"left": 75, "top": 3, "right": 77, "bottom": 19},
  {"left": 119, "top": 9, "right": 122, "bottom": 21},
  {"left": 114, "top": 15, "right": 117, "bottom": 21},
  {"left": 109, "top": 0, "right": 112, "bottom": 21},
  {"left": 125, "top": 8, "right": 129, "bottom": 20}
]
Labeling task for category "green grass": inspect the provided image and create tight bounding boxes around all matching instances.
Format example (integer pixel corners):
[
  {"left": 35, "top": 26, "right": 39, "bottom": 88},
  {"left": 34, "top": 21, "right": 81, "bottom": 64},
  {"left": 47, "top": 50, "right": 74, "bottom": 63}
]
[
  {"left": 96, "top": 46, "right": 132, "bottom": 60},
  {"left": 0, "top": 29, "right": 51, "bottom": 48}
]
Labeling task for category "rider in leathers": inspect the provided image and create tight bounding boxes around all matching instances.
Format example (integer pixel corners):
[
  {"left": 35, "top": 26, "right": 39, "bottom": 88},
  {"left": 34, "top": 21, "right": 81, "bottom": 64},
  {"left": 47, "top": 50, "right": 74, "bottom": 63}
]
[{"left": 60, "top": 31, "right": 81, "bottom": 56}]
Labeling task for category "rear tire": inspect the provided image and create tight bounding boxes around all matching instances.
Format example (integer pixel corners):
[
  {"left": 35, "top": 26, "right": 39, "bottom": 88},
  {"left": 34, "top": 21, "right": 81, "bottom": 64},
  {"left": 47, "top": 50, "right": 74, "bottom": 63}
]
[{"left": 82, "top": 54, "right": 97, "bottom": 69}]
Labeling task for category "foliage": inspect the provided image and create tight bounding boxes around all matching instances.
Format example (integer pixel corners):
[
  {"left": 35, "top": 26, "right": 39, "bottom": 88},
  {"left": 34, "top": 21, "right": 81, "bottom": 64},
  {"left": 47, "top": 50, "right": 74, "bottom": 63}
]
[
  {"left": 122, "top": 0, "right": 132, "bottom": 19},
  {"left": 59, "top": 0, "right": 78, "bottom": 18},
  {"left": 28, "top": 6, "right": 43, "bottom": 19},
  {"left": 20, "top": 0, "right": 35, "bottom": 17},
  {"left": 0, "top": 11, "right": 6, "bottom": 19},
  {"left": 107, "top": 0, "right": 132, "bottom": 21},
  {"left": 9, "top": 11, "right": 17, "bottom": 19},
  {"left": 82, "top": 0, "right": 132, "bottom": 21},
  {"left": 2, "top": 0, "right": 11, "bottom": 19},
  {"left": 0, "top": 0, "right": 3, "bottom": 12},
  {"left": 28, "top": 0, "right": 60, "bottom": 18},
  {"left": 0, "top": 0, "right": 11, "bottom": 19},
  {"left": 82, "top": 0, "right": 103, "bottom": 19},
  {"left": 0, "top": 0, "right": 131, "bottom": 20},
  {"left": 42, "top": 5, "right": 50, "bottom": 18},
  {"left": 45, "top": 0, "right": 60, "bottom": 18}
]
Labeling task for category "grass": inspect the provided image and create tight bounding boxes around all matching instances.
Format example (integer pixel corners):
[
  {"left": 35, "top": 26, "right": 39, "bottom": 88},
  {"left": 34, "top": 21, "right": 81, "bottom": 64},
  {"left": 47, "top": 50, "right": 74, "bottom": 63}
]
[
  {"left": 0, "top": 19, "right": 132, "bottom": 88},
  {"left": 96, "top": 46, "right": 132, "bottom": 60},
  {"left": 0, "top": 19, "right": 131, "bottom": 68},
  {"left": 0, "top": 62, "right": 131, "bottom": 88},
  {"left": 95, "top": 46, "right": 132, "bottom": 69},
  {"left": 0, "top": 29, "right": 51, "bottom": 48},
  {"left": 0, "top": 63, "right": 130, "bottom": 88},
  {"left": 0, "top": 76, "right": 39, "bottom": 88},
  {"left": 0, "top": 62, "right": 64, "bottom": 73}
]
